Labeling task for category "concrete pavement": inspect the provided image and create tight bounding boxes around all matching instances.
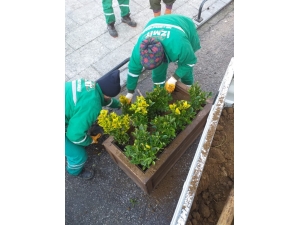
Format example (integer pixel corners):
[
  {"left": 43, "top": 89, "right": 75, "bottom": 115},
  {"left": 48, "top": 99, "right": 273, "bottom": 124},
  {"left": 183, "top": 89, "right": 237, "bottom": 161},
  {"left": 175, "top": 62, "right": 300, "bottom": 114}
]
[{"left": 65, "top": 0, "right": 232, "bottom": 87}]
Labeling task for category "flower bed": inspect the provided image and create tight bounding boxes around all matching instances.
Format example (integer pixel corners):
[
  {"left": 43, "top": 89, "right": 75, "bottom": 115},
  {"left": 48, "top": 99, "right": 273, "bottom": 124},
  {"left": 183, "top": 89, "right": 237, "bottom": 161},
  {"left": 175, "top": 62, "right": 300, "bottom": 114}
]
[{"left": 100, "top": 82, "right": 212, "bottom": 194}]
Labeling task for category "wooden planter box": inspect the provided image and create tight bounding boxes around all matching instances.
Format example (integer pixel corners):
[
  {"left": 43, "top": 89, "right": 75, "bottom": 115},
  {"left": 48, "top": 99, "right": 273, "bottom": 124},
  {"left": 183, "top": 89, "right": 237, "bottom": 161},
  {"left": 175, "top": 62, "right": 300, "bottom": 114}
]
[{"left": 102, "top": 82, "right": 212, "bottom": 194}]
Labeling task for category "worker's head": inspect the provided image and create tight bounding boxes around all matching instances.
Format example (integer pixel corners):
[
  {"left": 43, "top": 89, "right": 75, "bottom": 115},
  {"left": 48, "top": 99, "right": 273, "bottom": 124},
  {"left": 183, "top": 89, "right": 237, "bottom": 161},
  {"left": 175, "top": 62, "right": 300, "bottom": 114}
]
[
  {"left": 140, "top": 37, "right": 164, "bottom": 70},
  {"left": 96, "top": 70, "right": 121, "bottom": 97}
]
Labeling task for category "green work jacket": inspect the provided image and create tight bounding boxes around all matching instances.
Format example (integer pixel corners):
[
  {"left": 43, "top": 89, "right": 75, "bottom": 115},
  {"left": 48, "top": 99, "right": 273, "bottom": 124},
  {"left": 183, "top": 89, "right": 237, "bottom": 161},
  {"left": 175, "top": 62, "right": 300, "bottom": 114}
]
[
  {"left": 127, "top": 14, "right": 201, "bottom": 92},
  {"left": 65, "top": 78, "right": 120, "bottom": 146}
]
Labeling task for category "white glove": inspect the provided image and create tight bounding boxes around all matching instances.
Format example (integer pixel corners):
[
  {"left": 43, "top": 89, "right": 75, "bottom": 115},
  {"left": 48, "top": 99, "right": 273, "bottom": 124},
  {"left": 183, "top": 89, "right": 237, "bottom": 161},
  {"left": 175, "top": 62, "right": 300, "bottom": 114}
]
[
  {"left": 165, "top": 76, "right": 177, "bottom": 93},
  {"left": 125, "top": 93, "right": 133, "bottom": 103}
]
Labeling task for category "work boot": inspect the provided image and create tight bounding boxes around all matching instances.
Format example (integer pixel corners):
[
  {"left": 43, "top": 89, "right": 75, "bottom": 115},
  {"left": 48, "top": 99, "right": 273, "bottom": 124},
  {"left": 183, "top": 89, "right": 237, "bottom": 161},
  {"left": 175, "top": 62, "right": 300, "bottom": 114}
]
[
  {"left": 107, "top": 22, "right": 118, "bottom": 37},
  {"left": 78, "top": 168, "right": 94, "bottom": 180},
  {"left": 121, "top": 14, "right": 137, "bottom": 27}
]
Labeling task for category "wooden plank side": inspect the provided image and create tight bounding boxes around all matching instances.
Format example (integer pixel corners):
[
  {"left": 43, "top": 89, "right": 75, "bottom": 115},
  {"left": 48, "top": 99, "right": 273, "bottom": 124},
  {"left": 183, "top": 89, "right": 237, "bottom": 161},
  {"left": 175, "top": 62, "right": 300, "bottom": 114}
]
[{"left": 216, "top": 187, "right": 234, "bottom": 225}]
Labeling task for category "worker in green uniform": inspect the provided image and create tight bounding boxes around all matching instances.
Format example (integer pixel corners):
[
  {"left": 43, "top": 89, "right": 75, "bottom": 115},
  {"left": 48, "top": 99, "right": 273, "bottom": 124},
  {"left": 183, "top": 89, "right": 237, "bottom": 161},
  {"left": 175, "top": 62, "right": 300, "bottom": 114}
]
[
  {"left": 124, "top": 14, "right": 201, "bottom": 102},
  {"left": 65, "top": 70, "right": 121, "bottom": 180},
  {"left": 102, "top": 0, "right": 137, "bottom": 38}
]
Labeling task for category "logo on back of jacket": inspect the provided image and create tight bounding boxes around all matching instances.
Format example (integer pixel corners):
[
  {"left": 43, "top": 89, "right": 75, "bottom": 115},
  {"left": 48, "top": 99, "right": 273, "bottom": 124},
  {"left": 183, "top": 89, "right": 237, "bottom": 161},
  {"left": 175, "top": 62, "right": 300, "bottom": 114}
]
[
  {"left": 76, "top": 79, "right": 95, "bottom": 92},
  {"left": 144, "top": 27, "right": 172, "bottom": 40},
  {"left": 84, "top": 79, "right": 95, "bottom": 92}
]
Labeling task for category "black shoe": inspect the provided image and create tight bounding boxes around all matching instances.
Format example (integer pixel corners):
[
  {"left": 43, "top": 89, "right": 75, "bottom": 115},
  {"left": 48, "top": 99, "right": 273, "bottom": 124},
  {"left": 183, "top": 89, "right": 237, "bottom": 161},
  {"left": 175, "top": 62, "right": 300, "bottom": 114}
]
[
  {"left": 78, "top": 168, "right": 94, "bottom": 180},
  {"left": 107, "top": 23, "right": 118, "bottom": 37},
  {"left": 121, "top": 14, "right": 137, "bottom": 27}
]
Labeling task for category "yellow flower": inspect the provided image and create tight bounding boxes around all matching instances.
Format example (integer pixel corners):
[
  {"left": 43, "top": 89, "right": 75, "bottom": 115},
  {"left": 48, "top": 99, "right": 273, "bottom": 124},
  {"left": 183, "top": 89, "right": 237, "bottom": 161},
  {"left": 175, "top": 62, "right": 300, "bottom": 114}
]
[
  {"left": 112, "top": 118, "right": 118, "bottom": 128},
  {"left": 169, "top": 104, "right": 176, "bottom": 110},
  {"left": 130, "top": 96, "right": 149, "bottom": 116},
  {"left": 119, "top": 95, "right": 128, "bottom": 105},
  {"left": 175, "top": 108, "right": 181, "bottom": 115},
  {"left": 146, "top": 144, "right": 150, "bottom": 149},
  {"left": 182, "top": 101, "right": 190, "bottom": 109},
  {"left": 111, "top": 112, "right": 117, "bottom": 119},
  {"left": 100, "top": 109, "right": 108, "bottom": 117}
]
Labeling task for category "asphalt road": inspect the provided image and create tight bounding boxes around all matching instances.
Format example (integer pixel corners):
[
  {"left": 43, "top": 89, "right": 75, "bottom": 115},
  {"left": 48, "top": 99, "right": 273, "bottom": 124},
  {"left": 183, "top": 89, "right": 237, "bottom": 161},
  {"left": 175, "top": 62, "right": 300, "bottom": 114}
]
[{"left": 65, "top": 2, "right": 234, "bottom": 225}]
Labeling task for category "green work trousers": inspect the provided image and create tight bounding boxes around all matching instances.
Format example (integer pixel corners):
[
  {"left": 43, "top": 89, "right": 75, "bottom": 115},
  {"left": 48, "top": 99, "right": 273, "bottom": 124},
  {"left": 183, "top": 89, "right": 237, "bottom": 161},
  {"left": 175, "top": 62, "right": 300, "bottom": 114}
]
[
  {"left": 65, "top": 136, "right": 88, "bottom": 176},
  {"left": 102, "top": 0, "right": 130, "bottom": 25},
  {"left": 150, "top": 0, "right": 176, "bottom": 11},
  {"left": 151, "top": 62, "right": 194, "bottom": 88}
]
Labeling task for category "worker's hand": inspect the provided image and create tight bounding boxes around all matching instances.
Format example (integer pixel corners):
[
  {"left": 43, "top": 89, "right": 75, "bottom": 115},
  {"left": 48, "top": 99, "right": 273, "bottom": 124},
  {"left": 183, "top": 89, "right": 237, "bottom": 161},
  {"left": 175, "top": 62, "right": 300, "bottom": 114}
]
[
  {"left": 115, "top": 99, "right": 122, "bottom": 109},
  {"left": 165, "top": 76, "right": 177, "bottom": 93},
  {"left": 125, "top": 93, "right": 133, "bottom": 104},
  {"left": 91, "top": 133, "right": 101, "bottom": 144}
]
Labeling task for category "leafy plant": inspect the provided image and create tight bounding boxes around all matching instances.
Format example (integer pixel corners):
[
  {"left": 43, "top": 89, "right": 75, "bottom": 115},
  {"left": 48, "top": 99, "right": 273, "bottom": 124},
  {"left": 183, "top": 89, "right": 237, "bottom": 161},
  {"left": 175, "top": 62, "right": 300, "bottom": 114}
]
[
  {"left": 97, "top": 110, "right": 130, "bottom": 146},
  {"left": 169, "top": 100, "right": 195, "bottom": 131},
  {"left": 124, "top": 125, "right": 164, "bottom": 170},
  {"left": 128, "top": 96, "right": 149, "bottom": 127},
  {"left": 119, "top": 95, "right": 132, "bottom": 115},
  {"left": 145, "top": 85, "right": 172, "bottom": 120},
  {"left": 189, "top": 81, "right": 212, "bottom": 111},
  {"left": 129, "top": 198, "right": 137, "bottom": 206},
  {"left": 150, "top": 114, "right": 177, "bottom": 143}
]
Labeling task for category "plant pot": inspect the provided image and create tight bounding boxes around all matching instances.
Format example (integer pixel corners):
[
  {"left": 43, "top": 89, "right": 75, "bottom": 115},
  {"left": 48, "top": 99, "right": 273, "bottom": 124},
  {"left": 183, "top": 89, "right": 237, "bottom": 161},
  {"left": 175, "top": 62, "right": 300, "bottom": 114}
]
[{"left": 102, "top": 82, "right": 212, "bottom": 194}]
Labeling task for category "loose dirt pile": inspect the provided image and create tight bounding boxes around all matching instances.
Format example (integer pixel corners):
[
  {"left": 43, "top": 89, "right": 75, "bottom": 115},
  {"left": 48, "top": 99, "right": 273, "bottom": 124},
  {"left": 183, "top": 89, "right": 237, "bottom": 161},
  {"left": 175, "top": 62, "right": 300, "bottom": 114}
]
[{"left": 186, "top": 107, "right": 234, "bottom": 225}]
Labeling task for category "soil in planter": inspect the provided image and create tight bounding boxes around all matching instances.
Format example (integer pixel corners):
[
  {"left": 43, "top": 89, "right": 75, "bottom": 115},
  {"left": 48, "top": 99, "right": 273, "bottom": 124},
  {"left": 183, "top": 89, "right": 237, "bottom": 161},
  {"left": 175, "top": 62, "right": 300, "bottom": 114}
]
[{"left": 186, "top": 107, "right": 234, "bottom": 225}]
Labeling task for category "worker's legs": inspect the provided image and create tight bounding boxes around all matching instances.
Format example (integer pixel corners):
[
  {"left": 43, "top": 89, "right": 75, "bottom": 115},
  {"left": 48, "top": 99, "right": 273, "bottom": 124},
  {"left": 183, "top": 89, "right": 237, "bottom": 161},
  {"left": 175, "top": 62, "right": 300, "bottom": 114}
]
[
  {"left": 150, "top": 0, "right": 176, "bottom": 16},
  {"left": 150, "top": 0, "right": 162, "bottom": 11},
  {"left": 150, "top": 0, "right": 162, "bottom": 17},
  {"left": 65, "top": 136, "right": 88, "bottom": 176},
  {"left": 117, "top": 0, "right": 130, "bottom": 17},
  {"left": 151, "top": 62, "right": 169, "bottom": 88},
  {"left": 180, "top": 70, "right": 194, "bottom": 86},
  {"left": 118, "top": 0, "right": 137, "bottom": 27},
  {"left": 163, "top": 0, "right": 176, "bottom": 5},
  {"left": 163, "top": 0, "right": 176, "bottom": 14},
  {"left": 102, "top": 0, "right": 116, "bottom": 24},
  {"left": 102, "top": 0, "right": 118, "bottom": 37}
]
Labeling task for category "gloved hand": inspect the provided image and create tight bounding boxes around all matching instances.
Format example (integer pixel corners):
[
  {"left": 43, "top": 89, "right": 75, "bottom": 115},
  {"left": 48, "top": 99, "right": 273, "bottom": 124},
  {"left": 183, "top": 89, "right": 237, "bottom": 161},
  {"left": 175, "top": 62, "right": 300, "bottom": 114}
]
[
  {"left": 125, "top": 93, "right": 133, "bottom": 104},
  {"left": 91, "top": 133, "right": 101, "bottom": 144},
  {"left": 115, "top": 99, "right": 122, "bottom": 109},
  {"left": 165, "top": 76, "right": 177, "bottom": 93}
]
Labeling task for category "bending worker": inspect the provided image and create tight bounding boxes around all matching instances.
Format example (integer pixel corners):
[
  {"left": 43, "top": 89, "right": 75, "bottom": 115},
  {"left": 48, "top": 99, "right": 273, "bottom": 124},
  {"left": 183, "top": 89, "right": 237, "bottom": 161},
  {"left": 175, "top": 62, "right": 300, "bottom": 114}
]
[
  {"left": 65, "top": 70, "right": 121, "bottom": 180},
  {"left": 125, "top": 14, "right": 201, "bottom": 102}
]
